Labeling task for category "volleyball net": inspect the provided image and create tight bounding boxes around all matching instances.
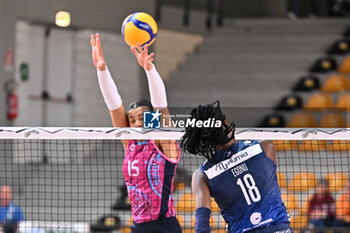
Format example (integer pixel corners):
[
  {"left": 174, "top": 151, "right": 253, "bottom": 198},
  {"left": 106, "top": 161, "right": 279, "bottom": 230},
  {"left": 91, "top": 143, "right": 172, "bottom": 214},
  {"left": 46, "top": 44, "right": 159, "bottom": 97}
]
[{"left": 0, "top": 127, "right": 349, "bottom": 233}]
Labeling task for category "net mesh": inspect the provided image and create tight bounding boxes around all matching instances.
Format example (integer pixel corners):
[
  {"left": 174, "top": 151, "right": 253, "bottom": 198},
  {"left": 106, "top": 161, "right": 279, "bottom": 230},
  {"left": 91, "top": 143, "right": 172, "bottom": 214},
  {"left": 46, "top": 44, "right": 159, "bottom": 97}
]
[{"left": 0, "top": 128, "right": 349, "bottom": 233}]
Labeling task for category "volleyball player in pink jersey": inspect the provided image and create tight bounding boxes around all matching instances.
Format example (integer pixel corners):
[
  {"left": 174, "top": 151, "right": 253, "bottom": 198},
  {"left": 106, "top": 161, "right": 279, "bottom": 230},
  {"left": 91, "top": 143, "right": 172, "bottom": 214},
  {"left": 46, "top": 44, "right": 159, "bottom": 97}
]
[{"left": 90, "top": 33, "right": 182, "bottom": 233}]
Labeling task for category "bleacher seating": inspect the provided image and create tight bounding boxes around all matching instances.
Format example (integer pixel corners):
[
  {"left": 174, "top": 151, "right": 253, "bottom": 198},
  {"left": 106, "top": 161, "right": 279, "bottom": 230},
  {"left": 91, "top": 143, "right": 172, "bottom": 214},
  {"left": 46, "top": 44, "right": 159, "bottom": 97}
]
[
  {"left": 176, "top": 214, "right": 185, "bottom": 228},
  {"left": 318, "top": 112, "right": 346, "bottom": 127},
  {"left": 327, "top": 140, "right": 350, "bottom": 151},
  {"left": 290, "top": 215, "right": 308, "bottom": 233},
  {"left": 303, "top": 93, "right": 334, "bottom": 110},
  {"left": 277, "top": 172, "right": 288, "bottom": 190},
  {"left": 336, "top": 93, "right": 350, "bottom": 111},
  {"left": 325, "top": 172, "right": 349, "bottom": 193},
  {"left": 166, "top": 19, "right": 349, "bottom": 127},
  {"left": 176, "top": 193, "right": 196, "bottom": 212},
  {"left": 287, "top": 113, "right": 316, "bottom": 127},
  {"left": 321, "top": 74, "right": 350, "bottom": 92},
  {"left": 297, "top": 140, "right": 327, "bottom": 151},
  {"left": 288, "top": 172, "right": 318, "bottom": 192},
  {"left": 211, "top": 198, "right": 220, "bottom": 213},
  {"left": 338, "top": 56, "right": 350, "bottom": 73},
  {"left": 281, "top": 193, "right": 300, "bottom": 213},
  {"left": 274, "top": 140, "right": 298, "bottom": 151},
  {"left": 300, "top": 194, "right": 313, "bottom": 215}
]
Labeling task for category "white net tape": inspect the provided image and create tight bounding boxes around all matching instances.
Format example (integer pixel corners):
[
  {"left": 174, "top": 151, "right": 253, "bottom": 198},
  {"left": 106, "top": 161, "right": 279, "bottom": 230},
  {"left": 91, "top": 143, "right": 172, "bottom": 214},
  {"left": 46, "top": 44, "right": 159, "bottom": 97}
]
[{"left": 0, "top": 127, "right": 350, "bottom": 140}]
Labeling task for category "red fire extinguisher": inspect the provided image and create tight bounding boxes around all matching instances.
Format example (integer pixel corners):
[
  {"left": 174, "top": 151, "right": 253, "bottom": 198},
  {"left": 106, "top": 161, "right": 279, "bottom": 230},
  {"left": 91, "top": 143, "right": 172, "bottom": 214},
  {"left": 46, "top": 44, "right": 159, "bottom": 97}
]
[
  {"left": 4, "top": 80, "right": 18, "bottom": 121},
  {"left": 7, "top": 90, "right": 18, "bottom": 120}
]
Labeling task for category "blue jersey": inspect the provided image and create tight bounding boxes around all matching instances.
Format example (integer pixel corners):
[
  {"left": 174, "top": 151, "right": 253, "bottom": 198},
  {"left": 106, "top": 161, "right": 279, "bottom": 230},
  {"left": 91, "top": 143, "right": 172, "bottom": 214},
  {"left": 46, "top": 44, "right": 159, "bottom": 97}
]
[
  {"left": 0, "top": 202, "right": 24, "bottom": 224},
  {"left": 200, "top": 140, "right": 289, "bottom": 233},
  {"left": 0, "top": 202, "right": 24, "bottom": 233}
]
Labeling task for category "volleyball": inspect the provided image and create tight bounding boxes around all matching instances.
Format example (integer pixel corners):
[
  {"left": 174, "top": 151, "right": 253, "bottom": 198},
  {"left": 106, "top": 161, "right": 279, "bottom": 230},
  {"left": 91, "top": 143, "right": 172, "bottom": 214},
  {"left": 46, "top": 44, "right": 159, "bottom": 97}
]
[{"left": 121, "top": 12, "right": 158, "bottom": 47}]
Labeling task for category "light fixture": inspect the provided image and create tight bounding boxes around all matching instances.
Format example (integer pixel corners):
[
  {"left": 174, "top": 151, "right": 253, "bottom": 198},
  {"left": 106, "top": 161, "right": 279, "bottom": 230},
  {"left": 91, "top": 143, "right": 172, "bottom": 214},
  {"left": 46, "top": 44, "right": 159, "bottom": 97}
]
[{"left": 55, "top": 11, "right": 71, "bottom": 27}]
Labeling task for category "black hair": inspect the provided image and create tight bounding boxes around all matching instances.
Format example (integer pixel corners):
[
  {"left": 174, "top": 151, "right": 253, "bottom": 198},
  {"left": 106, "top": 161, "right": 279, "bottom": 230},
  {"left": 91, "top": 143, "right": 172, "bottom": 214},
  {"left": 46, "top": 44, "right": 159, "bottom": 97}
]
[
  {"left": 127, "top": 99, "right": 153, "bottom": 113},
  {"left": 180, "top": 101, "right": 235, "bottom": 160}
]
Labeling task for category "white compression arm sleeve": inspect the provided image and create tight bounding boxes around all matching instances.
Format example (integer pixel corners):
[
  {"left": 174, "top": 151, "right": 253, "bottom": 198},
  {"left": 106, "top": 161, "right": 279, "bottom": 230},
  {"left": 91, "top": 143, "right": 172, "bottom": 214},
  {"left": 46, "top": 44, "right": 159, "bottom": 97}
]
[
  {"left": 145, "top": 64, "right": 167, "bottom": 109},
  {"left": 97, "top": 67, "right": 122, "bottom": 110}
]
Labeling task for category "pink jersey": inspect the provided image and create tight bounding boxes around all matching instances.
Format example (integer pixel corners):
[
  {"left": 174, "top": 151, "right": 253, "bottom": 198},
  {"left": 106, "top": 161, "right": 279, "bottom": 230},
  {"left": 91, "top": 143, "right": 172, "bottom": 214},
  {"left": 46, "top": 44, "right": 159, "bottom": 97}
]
[{"left": 122, "top": 140, "right": 180, "bottom": 223}]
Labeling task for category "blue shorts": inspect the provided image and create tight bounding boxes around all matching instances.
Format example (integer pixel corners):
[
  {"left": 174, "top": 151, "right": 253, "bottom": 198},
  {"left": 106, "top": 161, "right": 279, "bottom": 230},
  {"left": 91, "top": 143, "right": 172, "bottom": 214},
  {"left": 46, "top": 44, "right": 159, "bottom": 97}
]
[
  {"left": 131, "top": 216, "right": 182, "bottom": 233},
  {"left": 246, "top": 223, "right": 293, "bottom": 233}
]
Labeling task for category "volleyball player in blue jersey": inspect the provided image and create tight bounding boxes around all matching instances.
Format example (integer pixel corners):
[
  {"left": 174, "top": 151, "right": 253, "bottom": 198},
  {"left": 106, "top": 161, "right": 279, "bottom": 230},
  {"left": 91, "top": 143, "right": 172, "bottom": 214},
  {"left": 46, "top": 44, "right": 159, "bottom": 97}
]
[{"left": 180, "top": 101, "right": 292, "bottom": 233}]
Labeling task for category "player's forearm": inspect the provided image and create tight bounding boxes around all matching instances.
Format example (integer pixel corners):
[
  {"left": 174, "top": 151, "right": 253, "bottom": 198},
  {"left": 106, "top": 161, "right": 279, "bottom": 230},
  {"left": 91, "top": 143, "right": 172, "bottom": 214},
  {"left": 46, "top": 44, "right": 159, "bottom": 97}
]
[
  {"left": 97, "top": 67, "right": 122, "bottom": 110},
  {"left": 145, "top": 64, "right": 167, "bottom": 109}
]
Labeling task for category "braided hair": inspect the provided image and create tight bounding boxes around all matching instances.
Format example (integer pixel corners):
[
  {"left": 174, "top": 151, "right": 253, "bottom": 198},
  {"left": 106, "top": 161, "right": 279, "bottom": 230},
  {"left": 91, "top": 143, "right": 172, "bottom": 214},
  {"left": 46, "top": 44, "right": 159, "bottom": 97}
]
[{"left": 180, "top": 101, "right": 235, "bottom": 160}]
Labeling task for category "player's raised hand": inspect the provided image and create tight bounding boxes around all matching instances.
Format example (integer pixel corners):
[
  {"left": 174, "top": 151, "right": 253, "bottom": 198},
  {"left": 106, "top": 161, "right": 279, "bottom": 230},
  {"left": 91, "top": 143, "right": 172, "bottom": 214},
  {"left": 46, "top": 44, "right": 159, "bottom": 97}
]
[
  {"left": 91, "top": 33, "right": 106, "bottom": 71},
  {"left": 130, "top": 43, "right": 154, "bottom": 71}
]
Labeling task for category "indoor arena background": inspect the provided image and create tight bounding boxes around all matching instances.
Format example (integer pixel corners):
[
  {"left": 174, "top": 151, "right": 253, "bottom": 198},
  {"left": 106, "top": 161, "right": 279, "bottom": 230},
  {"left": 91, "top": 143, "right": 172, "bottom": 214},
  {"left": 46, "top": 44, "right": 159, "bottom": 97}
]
[{"left": 0, "top": 0, "right": 350, "bottom": 233}]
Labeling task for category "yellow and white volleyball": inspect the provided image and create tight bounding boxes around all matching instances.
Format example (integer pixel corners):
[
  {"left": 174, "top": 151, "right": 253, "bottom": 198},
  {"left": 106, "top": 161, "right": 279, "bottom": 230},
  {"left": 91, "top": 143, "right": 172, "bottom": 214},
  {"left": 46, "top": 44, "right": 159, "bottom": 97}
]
[{"left": 121, "top": 12, "right": 158, "bottom": 47}]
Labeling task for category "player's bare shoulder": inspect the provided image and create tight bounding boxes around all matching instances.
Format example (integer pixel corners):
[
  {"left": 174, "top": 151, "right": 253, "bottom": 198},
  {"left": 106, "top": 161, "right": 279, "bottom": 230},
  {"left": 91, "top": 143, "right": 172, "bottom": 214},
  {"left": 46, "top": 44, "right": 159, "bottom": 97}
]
[{"left": 260, "top": 140, "right": 277, "bottom": 165}]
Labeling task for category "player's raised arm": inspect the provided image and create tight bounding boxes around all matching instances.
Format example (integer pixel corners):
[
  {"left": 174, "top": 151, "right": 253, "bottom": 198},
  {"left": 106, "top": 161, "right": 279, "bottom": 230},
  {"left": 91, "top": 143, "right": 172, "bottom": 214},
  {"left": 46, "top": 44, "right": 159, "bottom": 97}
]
[
  {"left": 91, "top": 33, "right": 129, "bottom": 128},
  {"left": 130, "top": 43, "right": 179, "bottom": 161},
  {"left": 130, "top": 43, "right": 168, "bottom": 113},
  {"left": 192, "top": 169, "right": 211, "bottom": 233}
]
